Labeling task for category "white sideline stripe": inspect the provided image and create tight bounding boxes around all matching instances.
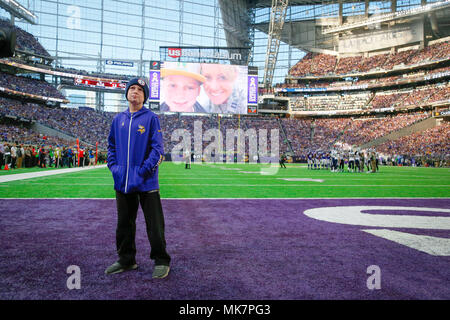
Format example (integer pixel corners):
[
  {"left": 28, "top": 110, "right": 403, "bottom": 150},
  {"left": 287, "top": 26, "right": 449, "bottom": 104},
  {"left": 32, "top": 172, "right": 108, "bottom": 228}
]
[
  {"left": 2, "top": 182, "right": 449, "bottom": 187},
  {"left": 23, "top": 176, "right": 447, "bottom": 180},
  {"left": 2, "top": 175, "right": 446, "bottom": 181},
  {"left": 0, "top": 165, "right": 108, "bottom": 183},
  {"left": 159, "top": 184, "right": 449, "bottom": 187},
  {"left": 279, "top": 178, "right": 324, "bottom": 182}
]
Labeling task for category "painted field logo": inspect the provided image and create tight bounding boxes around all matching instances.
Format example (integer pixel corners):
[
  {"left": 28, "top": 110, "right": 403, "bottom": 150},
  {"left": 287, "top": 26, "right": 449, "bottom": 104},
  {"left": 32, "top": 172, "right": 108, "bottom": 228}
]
[
  {"left": 304, "top": 206, "right": 450, "bottom": 256},
  {"left": 168, "top": 48, "right": 182, "bottom": 58}
]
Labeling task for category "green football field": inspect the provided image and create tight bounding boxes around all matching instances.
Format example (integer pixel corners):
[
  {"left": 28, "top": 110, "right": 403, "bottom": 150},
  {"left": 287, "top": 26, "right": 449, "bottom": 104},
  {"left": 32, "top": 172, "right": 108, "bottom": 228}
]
[{"left": 1, "top": 162, "right": 449, "bottom": 198}]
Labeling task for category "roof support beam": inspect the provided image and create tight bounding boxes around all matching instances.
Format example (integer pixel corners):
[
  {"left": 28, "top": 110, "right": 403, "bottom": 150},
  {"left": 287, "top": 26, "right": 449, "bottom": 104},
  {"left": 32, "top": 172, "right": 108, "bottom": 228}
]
[{"left": 263, "top": 0, "right": 289, "bottom": 89}]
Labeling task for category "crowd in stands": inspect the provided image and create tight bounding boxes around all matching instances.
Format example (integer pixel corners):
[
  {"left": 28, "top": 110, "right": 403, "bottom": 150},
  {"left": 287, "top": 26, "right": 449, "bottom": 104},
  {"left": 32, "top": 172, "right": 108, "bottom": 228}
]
[
  {"left": 370, "top": 90, "right": 409, "bottom": 109},
  {"left": 279, "top": 66, "right": 450, "bottom": 91},
  {"left": 278, "top": 38, "right": 449, "bottom": 116},
  {"left": 0, "top": 122, "right": 73, "bottom": 147},
  {"left": 310, "top": 118, "right": 351, "bottom": 152},
  {"left": 289, "top": 41, "right": 450, "bottom": 77},
  {"left": 1, "top": 96, "right": 447, "bottom": 167},
  {"left": 0, "top": 32, "right": 448, "bottom": 168},
  {"left": 278, "top": 112, "right": 439, "bottom": 161},
  {"left": 279, "top": 117, "right": 314, "bottom": 156},
  {"left": 0, "top": 72, "right": 66, "bottom": 100},
  {"left": 375, "top": 121, "right": 450, "bottom": 164},
  {"left": 0, "top": 14, "right": 447, "bottom": 169},
  {"left": 336, "top": 112, "right": 430, "bottom": 147},
  {"left": 287, "top": 82, "right": 450, "bottom": 112},
  {"left": 310, "top": 54, "right": 337, "bottom": 76},
  {"left": 0, "top": 18, "right": 50, "bottom": 57},
  {"left": 0, "top": 97, "right": 113, "bottom": 149},
  {"left": 427, "top": 83, "right": 450, "bottom": 104},
  {"left": 369, "top": 82, "right": 450, "bottom": 110}
]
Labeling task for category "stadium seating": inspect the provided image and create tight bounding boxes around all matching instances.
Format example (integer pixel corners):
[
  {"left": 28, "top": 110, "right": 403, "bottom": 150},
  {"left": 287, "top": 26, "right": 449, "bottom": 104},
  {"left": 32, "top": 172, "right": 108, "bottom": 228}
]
[
  {"left": 1, "top": 96, "right": 447, "bottom": 167},
  {"left": 0, "top": 27, "right": 448, "bottom": 168},
  {"left": 0, "top": 72, "right": 66, "bottom": 100},
  {"left": 289, "top": 40, "right": 449, "bottom": 77},
  {"left": 0, "top": 97, "right": 113, "bottom": 149},
  {"left": 335, "top": 112, "right": 430, "bottom": 147},
  {"left": 0, "top": 122, "right": 74, "bottom": 148},
  {"left": 375, "top": 121, "right": 450, "bottom": 164}
]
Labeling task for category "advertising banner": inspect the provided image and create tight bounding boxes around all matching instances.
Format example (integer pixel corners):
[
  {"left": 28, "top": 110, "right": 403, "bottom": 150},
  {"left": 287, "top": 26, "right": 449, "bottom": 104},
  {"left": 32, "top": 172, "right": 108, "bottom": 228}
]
[
  {"left": 149, "top": 70, "right": 161, "bottom": 100},
  {"left": 339, "top": 21, "right": 423, "bottom": 53},
  {"left": 248, "top": 75, "right": 258, "bottom": 105}
]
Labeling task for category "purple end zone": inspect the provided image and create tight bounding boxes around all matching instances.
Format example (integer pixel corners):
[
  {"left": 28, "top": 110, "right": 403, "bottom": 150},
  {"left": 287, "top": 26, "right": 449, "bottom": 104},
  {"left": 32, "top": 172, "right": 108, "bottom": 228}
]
[{"left": 0, "top": 198, "right": 448, "bottom": 300}]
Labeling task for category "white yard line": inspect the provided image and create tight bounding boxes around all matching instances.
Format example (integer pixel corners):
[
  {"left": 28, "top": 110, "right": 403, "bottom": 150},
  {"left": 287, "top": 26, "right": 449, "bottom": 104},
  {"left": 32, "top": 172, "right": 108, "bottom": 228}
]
[
  {"left": 0, "top": 165, "right": 107, "bottom": 183},
  {"left": 8, "top": 183, "right": 447, "bottom": 188}
]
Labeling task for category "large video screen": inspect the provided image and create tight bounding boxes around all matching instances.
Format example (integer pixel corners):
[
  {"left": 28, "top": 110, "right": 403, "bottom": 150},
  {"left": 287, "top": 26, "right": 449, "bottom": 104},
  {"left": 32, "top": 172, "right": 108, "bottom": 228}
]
[{"left": 149, "top": 61, "right": 257, "bottom": 114}]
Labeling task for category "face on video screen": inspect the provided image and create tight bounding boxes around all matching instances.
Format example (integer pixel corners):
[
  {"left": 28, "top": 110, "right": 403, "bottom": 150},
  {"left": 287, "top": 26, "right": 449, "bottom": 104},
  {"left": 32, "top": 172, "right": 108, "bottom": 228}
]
[
  {"left": 162, "top": 74, "right": 201, "bottom": 112},
  {"left": 157, "top": 61, "right": 249, "bottom": 114},
  {"left": 200, "top": 64, "right": 238, "bottom": 105}
]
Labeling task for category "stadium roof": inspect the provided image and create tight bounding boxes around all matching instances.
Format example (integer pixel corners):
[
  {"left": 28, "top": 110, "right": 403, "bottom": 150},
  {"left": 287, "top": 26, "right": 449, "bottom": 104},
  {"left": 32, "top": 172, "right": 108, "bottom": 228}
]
[
  {"left": 0, "top": 0, "right": 37, "bottom": 24},
  {"left": 252, "top": 0, "right": 450, "bottom": 53}
]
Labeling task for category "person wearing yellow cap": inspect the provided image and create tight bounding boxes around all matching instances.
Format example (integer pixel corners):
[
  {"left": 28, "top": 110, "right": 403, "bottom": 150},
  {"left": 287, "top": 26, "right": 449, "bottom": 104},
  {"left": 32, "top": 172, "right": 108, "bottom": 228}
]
[{"left": 160, "top": 62, "right": 207, "bottom": 113}]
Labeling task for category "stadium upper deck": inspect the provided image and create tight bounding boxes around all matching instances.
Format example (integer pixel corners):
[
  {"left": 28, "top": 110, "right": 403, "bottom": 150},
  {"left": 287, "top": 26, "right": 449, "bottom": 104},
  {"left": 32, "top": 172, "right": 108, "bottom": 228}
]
[{"left": 287, "top": 40, "right": 450, "bottom": 78}]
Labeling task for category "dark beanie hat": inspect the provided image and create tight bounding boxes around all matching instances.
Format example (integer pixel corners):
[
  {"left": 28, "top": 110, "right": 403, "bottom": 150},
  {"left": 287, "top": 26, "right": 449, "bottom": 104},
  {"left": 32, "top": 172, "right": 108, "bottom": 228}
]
[{"left": 125, "top": 77, "right": 149, "bottom": 104}]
